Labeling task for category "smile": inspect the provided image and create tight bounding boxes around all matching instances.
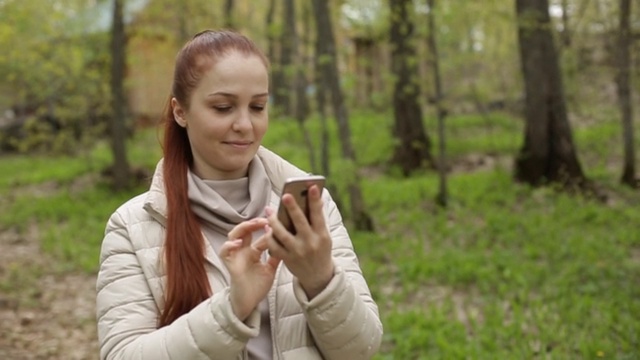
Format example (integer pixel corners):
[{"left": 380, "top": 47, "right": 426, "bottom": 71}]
[{"left": 224, "top": 141, "right": 253, "bottom": 148}]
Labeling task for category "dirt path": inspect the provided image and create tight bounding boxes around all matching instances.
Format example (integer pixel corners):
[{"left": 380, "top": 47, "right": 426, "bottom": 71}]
[{"left": 0, "top": 224, "right": 99, "bottom": 360}]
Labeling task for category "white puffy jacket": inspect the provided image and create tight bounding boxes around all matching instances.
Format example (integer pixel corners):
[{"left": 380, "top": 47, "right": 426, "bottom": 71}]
[{"left": 96, "top": 147, "right": 383, "bottom": 360}]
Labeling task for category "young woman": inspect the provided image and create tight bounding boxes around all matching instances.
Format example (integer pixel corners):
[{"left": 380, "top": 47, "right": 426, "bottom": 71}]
[{"left": 96, "top": 30, "right": 382, "bottom": 360}]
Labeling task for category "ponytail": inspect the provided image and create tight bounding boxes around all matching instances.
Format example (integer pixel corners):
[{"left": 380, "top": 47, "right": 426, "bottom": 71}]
[{"left": 158, "top": 100, "right": 211, "bottom": 327}]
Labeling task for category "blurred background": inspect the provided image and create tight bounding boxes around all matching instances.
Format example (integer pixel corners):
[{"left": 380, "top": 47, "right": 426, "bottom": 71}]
[{"left": 0, "top": 0, "right": 638, "bottom": 359}]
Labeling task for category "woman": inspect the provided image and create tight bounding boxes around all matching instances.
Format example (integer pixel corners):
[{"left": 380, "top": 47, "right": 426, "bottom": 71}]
[{"left": 96, "top": 30, "right": 382, "bottom": 360}]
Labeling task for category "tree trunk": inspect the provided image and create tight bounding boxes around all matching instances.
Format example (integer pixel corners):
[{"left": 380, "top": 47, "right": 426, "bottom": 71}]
[
  {"left": 266, "top": 0, "right": 283, "bottom": 113},
  {"left": 427, "top": 0, "right": 448, "bottom": 207},
  {"left": 296, "top": 0, "right": 316, "bottom": 173},
  {"left": 308, "top": 0, "right": 342, "bottom": 211},
  {"left": 110, "top": 0, "right": 131, "bottom": 190},
  {"left": 265, "top": 0, "right": 277, "bottom": 61},
  {"left": 294, "top": 0, "right": 311, "bottom": 123},
  {"left": 311, "top": 0, "right": 373, "bottom": 231},
  {"left": 224, "top": 0, "right": 235, "bottom": 29},
  {"left": 313, "top": 11, "right": 330, "bottom": 182},
  {"left": 560, "top": 0, "right": 571, "bottom": 48},
  {"left": 617, "top": 0, "right": 636, "bottom": 187},
  {"left": 389, "top": 0, "right": 434, "bottom": 176},
  {"left": 274, "top": 0, "right": 295, "bottom": 115},
  {"left": 354, "top": 37, "right": 375, "bottom": 108},
  {"left": 514, "top": 0, "right": 586, "bottom": 188}
]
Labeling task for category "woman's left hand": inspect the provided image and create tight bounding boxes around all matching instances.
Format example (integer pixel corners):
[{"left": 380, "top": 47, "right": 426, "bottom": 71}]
[{"left": 265, "top": 185, "right": 334, "bottom": 299}]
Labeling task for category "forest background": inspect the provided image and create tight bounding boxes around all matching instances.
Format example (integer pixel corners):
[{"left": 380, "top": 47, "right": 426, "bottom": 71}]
[{"left": 0, "top": 0, "right": 638, "bottom": 358}]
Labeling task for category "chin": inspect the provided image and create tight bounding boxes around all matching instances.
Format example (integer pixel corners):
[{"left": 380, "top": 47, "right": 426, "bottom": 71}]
[{"left": 226, "top": 154, "right": 254, "bottom": 170}]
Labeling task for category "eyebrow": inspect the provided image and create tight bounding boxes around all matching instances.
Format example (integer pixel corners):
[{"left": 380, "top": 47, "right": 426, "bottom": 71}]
[{"left": 207, "top": 92, "right": 269, "bottom": 99}]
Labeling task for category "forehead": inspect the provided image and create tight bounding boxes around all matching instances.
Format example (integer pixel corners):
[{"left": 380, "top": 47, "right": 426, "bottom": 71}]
[{"left": 195, "top": 51, "right": 268, "bottom": 92}]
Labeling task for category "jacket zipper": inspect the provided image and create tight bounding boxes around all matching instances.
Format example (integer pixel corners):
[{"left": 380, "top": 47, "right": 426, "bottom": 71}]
[{"left": 269, "top": 264, "right": 283, "bottom": 360}]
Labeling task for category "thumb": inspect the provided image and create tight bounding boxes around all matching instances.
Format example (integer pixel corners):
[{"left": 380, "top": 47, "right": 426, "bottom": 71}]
[{"left": 266, "top": 254, "right": 281, "bottom": 270}]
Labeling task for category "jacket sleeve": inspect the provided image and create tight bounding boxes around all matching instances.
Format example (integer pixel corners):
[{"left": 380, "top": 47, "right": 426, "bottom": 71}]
[
  {"left": 291, "top": 191, "right": 383, "bottom": 360},
  {"left": 96, "top": 210, "right": 260, "bottom": 360}
]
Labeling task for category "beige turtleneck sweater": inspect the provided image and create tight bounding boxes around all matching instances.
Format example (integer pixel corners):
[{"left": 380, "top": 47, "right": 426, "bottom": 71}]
[{"left": 187, "top": 158, "right": 273, "bottom": 360}]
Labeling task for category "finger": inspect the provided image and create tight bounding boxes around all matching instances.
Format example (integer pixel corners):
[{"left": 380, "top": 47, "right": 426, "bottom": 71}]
[
  {"left": 252, "top": 235, "right": 269, "bottom": 252},
  {"left": 282, "top": 193, "right": 312, "bottom": 236},
  {"left": 219, "top": 239, "right": 243, "bottom": 259},
  {"left": 307, "top": 185, "right": 327, "bottom": 231},
  {"left": 228, "top": 218, "right": 268, "bottom": 243},
  {"left": 264, "top": 206, "right": 275, "bottom": 217},
  {"left": 266, "top": 208, "right": 296, "bottom": 251},
  {"left": 265, "top": 228, "right": 289, "bottom": 260}
]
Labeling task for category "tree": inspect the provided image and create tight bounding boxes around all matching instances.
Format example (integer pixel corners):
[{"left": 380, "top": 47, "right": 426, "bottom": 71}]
[
  {"left": 278, "top": 0, "right": 305, "bottom": 117},
  {"left": 340, "top": 0, "right": 387, "bottom": 109},
  {"left": 276, "top": 0, "right": 299, "bottom": 116},
  {"left": 311, "top": 0, "right": 374, "bottom": 231},
  {"left": 616, "top": 0, "right": 636, "bottom": 187},
  {"left": 0, "top": 0, "right": 111, "bottom": 154},
  {"left": 312, "top": 2, "right": 331, "bottom": 187},
  {"left": 514, "top": 0, "right": 587, "bottom": 188},
  {"left": 427, "top": 0, "right": 448, "bottom": 207},
  {"left": 293, "top": 0, "right": 311, "bottom": 123},
  {"left": 294, "top": 0, "right": 316, "bottom": 173},
  {"left": 110, "top": 0, "right": 132, "bottom": 190},
  {"left": 560, "top": 0, "right": 571, "bottom": 48},
  {"left": 224, "top": 0, "right": 235, "bottom": 29},
  {"left": 267, "top": 0, "right": 287, "bottom": 114},
  {"left": 389, "top": 0, "right": 434, "bottom": 176},
  {"left": 265, "top": 0, "right": 278, "bottom": 85}
]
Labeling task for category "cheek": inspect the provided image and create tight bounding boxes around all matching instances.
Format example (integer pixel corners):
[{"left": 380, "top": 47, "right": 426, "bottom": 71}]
[
  {"left": 193, "top": 113, "right": 231, "bottom": 134},
  {"left": 255, "top": 118, "right": 268, "bottom": 137},
  {"left": 189, "top": 123, "right": 228, "bottom": 148}
]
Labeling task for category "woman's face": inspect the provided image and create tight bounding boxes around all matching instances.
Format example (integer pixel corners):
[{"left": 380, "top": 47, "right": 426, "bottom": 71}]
[{"left": 172, "top": 50, "right": 269, "bottom": 180}]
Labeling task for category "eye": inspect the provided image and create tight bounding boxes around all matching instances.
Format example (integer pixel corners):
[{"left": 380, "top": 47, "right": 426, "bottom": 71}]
[
  {"left": 250, "top": 104, "right": 266, "bottom": 112},
  {"left": 213, "top": 105, "right": 232, "bottom": 113}
]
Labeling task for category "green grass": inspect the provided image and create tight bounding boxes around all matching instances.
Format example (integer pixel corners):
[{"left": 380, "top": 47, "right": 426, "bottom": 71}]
[
  {"left": 0, "top": 154, "right": 100, "bottom": 193},
  {"left": 264, "top": 111, "right": 523, "bottom": 172},
  {"left": 1, "top": 110, "right": 639, "bottom": 358},
  {"left": 353, "top": 170, "right": 639, "bottom": 358},
  {"left": 0, "top": 129, "right": 159, "bottom": 272},
  {"left": 0, "top": 183, "right": 146, "bottom": 272}
]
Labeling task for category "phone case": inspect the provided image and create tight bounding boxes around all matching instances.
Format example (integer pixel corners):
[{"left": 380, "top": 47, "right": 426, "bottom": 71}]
[{"left": 276, "top": 175, "right": 326, "bottom": 234}]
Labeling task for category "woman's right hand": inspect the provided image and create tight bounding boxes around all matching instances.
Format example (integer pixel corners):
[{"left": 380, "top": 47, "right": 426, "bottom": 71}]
[{"left": 220, "top": 218, "right": 281, "bottom": 321}]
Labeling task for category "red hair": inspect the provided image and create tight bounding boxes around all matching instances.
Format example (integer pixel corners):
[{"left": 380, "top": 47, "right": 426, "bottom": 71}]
[{"left": 158, "top": 30, "right": 268, "bottom": 327}]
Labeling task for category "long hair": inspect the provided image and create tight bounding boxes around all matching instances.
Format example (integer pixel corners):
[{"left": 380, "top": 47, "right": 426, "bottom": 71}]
[{"left": 158, "top": 30, "right": 269, "bottom": 328}]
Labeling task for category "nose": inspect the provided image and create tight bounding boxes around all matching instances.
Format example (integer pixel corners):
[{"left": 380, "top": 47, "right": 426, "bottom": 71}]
[{"left": 232, "top": 108, "right": 252, "bottom": 132}]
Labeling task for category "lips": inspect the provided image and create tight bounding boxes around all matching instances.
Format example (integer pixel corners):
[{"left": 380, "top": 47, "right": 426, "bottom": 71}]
[{"left": 224, "top": 141, "right": 253, "bottom": 148}]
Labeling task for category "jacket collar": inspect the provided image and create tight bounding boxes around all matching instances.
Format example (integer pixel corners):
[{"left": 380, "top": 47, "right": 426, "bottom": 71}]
[
  {"left": 142, "top": 146, "right": 309, "bottom": 271},
  {"left": 143, "top": 146, "right": 307, "bottom": 223}
]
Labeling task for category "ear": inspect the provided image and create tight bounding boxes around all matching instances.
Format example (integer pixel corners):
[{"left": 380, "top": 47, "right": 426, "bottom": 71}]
[{"left": 171, "top": 98, "right": 188, "bottom": 128}]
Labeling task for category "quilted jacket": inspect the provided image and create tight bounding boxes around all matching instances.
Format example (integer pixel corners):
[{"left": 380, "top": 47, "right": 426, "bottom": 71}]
[{"left": 96, "top": 147, "right": 383, "bottom": 360}]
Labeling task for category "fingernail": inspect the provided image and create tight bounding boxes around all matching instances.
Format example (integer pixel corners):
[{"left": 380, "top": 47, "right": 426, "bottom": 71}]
[{"left": 265, "top": 207, "right": 273, "bottom": 216}]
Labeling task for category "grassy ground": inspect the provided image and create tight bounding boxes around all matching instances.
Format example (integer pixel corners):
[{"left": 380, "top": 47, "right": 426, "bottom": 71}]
[{"left": 0, "top": 110, "right": 638, "bottom": 359}]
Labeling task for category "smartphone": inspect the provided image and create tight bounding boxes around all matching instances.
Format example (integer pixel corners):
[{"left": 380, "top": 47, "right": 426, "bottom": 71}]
[{"left": 276, "top": 175, "right": 326, "bottom": 234}]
